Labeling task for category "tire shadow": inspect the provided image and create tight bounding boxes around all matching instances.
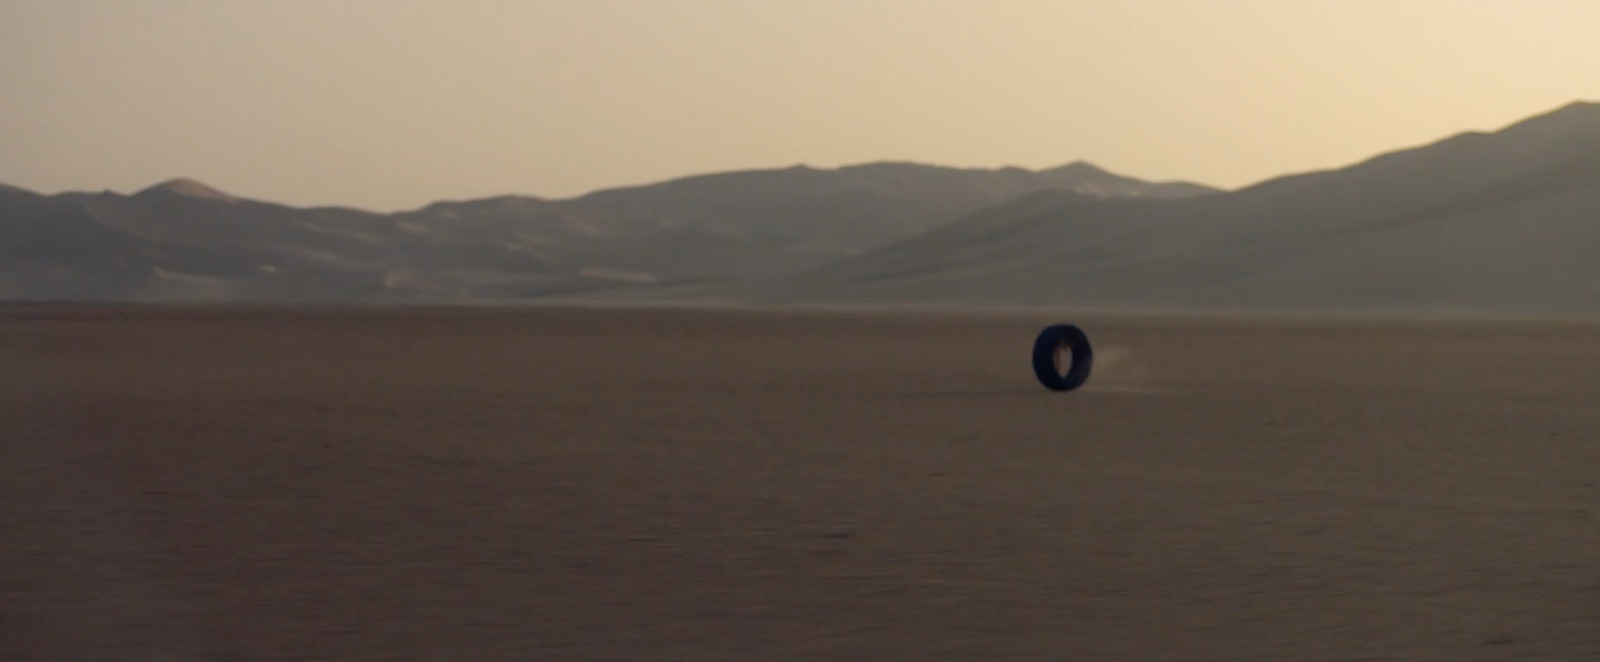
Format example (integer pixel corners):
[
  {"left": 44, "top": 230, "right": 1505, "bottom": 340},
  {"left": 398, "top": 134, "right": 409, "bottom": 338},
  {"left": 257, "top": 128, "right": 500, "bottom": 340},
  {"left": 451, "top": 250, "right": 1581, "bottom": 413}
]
[{"left": 893, "top": 388, "right": 1046, "bottom": 399}]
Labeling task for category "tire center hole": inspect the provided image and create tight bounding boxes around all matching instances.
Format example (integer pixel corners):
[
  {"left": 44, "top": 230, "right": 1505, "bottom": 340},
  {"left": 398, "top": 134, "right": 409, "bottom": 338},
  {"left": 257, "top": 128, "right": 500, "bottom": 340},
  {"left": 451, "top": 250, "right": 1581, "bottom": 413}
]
[{"left": 1054, "top": 342, "right": 1073, "bottom": 374}]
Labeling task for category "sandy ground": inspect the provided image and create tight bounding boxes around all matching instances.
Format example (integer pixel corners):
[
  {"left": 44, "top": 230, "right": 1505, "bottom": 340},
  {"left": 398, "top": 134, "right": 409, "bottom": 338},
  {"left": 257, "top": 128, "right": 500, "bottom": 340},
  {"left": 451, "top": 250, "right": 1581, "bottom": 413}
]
[{"left": 4, "top": 305, "right": 1600, "bottom": 661}]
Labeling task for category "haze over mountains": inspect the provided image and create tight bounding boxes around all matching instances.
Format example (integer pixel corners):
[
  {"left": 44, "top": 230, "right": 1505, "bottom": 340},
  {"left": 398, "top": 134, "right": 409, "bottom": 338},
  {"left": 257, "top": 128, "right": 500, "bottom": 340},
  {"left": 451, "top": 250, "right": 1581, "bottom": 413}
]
[
  {"left": 0, "top": 161, "right": 1210, "bottom": 302},
  {"left": 3, "top": 100, "right": 1598, "bottom": 315},
  {"left": 776, "top": 101, "right": 1600, "bottom": 316}
]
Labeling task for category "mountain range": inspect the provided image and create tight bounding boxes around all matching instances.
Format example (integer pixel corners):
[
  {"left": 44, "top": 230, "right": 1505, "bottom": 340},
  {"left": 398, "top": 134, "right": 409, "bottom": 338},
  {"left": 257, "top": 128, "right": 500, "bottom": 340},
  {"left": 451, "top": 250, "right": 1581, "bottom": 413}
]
[
  {"left": 771, "top": 101, "right": 1600, "bottom": 316},
  {"left": 0, "top": 161, "right": 1211, "bottom": 302},
  {"left": 3, "top": 100, "right": 1598, "bottom": 316}
]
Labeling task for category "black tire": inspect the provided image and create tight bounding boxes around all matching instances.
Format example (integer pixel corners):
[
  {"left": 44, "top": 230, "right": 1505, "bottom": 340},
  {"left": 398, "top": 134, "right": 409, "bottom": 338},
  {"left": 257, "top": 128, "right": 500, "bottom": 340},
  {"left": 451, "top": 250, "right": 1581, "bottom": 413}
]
[{"left": 1032, "top": 324, "right": 1093, "bottom": 392}]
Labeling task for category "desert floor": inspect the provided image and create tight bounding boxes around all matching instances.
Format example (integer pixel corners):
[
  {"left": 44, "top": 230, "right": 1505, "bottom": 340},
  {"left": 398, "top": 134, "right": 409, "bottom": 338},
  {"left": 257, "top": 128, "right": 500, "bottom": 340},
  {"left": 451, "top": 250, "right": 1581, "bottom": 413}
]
[{"left": 4, "top": 305, "right": 1600, "bottom": 661}]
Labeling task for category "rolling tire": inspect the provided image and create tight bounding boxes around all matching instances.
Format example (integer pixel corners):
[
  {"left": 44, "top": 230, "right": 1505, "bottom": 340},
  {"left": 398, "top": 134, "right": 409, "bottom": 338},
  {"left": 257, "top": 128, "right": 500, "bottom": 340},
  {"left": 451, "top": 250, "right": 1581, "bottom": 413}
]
[{"left": 1032, "top": 324, "right": 1093, "bottom": 392}]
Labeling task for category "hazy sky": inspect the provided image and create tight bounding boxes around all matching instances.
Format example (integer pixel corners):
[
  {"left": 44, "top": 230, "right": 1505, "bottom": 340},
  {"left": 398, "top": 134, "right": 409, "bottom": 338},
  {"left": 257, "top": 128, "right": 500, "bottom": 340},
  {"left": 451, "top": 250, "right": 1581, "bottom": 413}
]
[{"left": 2, "top": 0, "right": 1597, "bottom": 211}]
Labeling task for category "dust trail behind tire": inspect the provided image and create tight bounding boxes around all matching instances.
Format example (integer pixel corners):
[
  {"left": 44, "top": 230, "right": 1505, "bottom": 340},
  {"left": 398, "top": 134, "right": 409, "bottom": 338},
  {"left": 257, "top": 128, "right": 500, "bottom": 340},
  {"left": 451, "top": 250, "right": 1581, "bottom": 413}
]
[{"left": 1083, "top": 346, "right": 1166, "bottom": 395}]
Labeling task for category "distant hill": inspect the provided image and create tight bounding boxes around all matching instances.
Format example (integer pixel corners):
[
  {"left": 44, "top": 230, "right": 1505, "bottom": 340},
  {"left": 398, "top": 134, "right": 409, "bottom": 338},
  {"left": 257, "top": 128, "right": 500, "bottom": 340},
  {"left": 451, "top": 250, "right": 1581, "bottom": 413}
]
[
  {"left": 11, "top": 100, "right": 1598, "bottom": 314},
  {"left": 768, "top": 101, "right": 1600, "bottom": 316},
  {"left": 0, "top": 162, "right": 1214, "bottom": 302}
]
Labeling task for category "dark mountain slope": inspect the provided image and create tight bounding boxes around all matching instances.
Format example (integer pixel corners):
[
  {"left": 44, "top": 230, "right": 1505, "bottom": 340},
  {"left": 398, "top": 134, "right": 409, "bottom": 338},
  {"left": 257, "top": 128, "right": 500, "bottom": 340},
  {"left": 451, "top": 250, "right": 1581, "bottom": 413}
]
[
  {"left": 774, "top": 101, "right": 1600, "bottom": 316},
  {"left": 0, "top": 161, "right": 1213, "bottom": 301}
]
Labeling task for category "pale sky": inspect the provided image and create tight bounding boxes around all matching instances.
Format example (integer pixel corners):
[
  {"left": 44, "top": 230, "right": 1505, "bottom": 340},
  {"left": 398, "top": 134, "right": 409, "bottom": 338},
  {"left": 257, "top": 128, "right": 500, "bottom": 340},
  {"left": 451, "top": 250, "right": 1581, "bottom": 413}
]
[{"left": 1, "top": 0, "right": 1597, "bottom": 211}]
